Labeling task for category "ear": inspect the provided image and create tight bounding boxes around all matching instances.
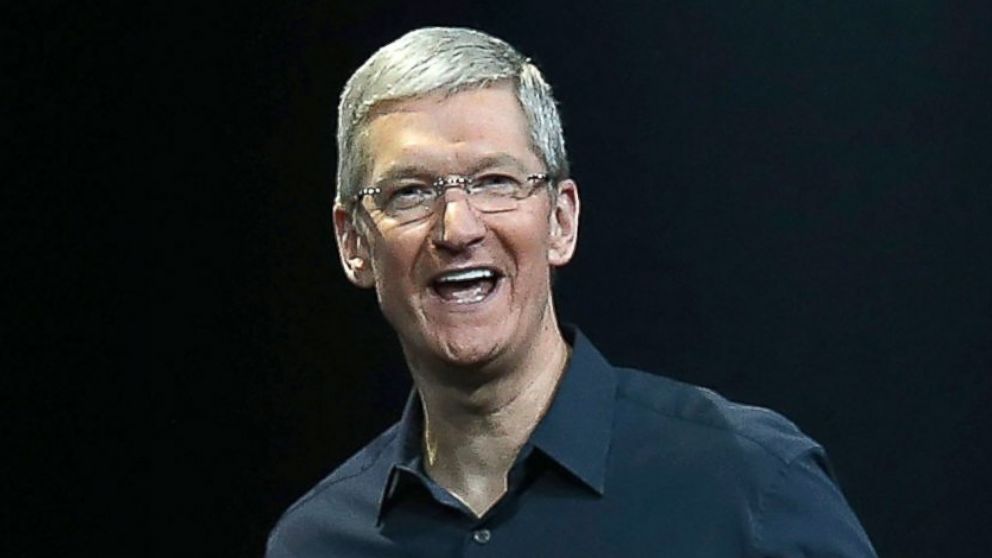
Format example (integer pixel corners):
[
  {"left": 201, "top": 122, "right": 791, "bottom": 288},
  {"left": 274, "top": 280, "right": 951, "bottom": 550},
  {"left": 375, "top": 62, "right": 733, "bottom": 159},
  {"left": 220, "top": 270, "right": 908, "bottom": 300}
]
[
  {"left": 333, "top": 203, "right": 376, "bottom": 288},
  {"left": 548, "top": 179, "right": 580, "bottom": 266}
]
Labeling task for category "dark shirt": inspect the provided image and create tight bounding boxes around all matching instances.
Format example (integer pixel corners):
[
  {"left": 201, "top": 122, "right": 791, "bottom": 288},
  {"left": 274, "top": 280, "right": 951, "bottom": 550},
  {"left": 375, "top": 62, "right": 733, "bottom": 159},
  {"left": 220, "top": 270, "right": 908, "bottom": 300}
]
[{"left": 267, "top": 327, "right": 876, "bottom": 557}]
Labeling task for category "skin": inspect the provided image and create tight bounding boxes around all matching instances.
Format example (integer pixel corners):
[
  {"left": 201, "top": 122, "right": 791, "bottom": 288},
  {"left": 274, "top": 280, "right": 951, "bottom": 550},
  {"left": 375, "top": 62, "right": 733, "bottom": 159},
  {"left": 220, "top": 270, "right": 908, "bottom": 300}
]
[{"left": 333, "top": 83, "right": 580, "bottom": 517}]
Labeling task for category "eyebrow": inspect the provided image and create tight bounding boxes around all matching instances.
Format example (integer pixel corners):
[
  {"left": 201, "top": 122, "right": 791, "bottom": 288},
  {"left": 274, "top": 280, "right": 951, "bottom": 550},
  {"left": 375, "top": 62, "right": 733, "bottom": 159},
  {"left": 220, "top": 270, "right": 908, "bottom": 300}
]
[{"left": 375, "top": 154, "right": 529, "bottom": 184}]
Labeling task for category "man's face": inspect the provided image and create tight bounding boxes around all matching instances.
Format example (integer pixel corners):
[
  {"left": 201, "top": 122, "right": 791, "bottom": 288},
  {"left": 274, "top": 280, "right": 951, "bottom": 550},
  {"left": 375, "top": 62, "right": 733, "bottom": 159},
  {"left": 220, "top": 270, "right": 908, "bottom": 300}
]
[{"left": 334, "top": 84, "right": 579, "bottom": 371}]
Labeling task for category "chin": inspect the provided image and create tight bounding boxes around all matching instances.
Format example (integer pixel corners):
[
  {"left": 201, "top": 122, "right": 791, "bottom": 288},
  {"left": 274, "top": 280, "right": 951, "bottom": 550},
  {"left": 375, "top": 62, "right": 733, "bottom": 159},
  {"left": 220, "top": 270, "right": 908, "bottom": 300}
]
[
  {"left": 411, "top": 319, "right": 512, "bottom": 372},
  {"left": 434, "top": 333, "right": 502, "bottom": 369}
]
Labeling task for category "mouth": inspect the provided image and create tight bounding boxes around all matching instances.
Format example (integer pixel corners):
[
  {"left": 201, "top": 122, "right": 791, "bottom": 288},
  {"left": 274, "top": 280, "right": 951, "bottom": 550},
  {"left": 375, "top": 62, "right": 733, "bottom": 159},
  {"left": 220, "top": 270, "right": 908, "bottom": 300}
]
[{"left": 430, "top": 267, "right": 503, "bottom": 304}]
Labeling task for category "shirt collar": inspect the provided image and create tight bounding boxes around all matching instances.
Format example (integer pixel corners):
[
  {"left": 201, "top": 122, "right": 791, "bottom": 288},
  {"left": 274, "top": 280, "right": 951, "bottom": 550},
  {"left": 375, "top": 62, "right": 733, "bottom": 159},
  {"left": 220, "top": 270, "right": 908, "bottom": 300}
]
[
  {"left": 376, "top": 325, "right": 618, "bottom": 520},
  {"left": 528, "top": 325, "right": 617, "bottom": 495},
  {"left": 375, "top": 390, "right": 427, "bottom": 525}
]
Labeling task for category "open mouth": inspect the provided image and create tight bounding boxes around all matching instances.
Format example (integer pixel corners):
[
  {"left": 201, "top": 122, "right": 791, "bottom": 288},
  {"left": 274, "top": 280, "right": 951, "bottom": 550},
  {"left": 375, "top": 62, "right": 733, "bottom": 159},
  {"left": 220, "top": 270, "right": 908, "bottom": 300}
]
[{"left": 431, "top": 267, "right": 501, "bottom": 304}]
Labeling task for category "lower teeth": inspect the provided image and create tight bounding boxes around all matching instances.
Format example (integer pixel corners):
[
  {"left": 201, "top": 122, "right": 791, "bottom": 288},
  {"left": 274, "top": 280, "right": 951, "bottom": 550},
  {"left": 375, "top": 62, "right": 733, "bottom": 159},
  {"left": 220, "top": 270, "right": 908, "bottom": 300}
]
[{"left": 435, "top": 279, "right": 495, "bottom": 303}]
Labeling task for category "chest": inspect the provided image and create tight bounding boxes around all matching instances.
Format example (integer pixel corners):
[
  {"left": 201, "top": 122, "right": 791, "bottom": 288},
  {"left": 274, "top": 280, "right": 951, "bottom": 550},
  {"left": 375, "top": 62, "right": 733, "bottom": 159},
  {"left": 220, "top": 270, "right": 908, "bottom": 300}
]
[{"left": 312, "top": 467, "right": 752, "bottom": 558}]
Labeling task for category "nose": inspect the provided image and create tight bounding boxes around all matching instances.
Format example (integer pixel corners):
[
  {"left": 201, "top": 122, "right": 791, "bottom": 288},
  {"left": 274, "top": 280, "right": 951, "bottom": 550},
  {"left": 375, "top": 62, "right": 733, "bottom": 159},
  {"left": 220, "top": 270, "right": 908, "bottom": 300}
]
[{"left": 432, "top": 189, "right": 486, "bottom": 252}]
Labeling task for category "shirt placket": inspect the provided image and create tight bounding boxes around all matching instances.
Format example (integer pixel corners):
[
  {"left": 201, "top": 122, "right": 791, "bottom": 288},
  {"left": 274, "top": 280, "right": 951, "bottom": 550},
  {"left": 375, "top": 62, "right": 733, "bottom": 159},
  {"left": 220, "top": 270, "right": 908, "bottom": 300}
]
[{"left": 456, "top": 445, "right": 538, "bottom": 557}]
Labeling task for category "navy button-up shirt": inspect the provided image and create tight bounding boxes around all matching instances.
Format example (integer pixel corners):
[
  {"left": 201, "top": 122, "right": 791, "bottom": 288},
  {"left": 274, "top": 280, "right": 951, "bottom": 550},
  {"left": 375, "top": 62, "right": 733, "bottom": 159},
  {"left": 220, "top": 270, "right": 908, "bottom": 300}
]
[{"left": 267, "top": 328, "right": 876, "bottom": 557}]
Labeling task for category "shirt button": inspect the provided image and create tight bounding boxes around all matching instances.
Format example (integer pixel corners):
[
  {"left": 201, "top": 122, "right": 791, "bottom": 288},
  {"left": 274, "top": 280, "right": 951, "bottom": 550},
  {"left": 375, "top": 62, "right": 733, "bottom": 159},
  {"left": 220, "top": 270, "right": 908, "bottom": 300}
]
[{"left": 472, "top": 528, "right": 492, "bottom": 545}]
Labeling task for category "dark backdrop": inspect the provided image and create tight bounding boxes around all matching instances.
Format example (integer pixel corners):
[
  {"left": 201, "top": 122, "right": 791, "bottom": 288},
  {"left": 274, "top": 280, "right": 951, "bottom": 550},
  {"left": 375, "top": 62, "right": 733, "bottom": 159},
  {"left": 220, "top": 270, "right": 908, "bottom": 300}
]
[{"left": 7, "top": 1, "right": 991, "bottom": 557}]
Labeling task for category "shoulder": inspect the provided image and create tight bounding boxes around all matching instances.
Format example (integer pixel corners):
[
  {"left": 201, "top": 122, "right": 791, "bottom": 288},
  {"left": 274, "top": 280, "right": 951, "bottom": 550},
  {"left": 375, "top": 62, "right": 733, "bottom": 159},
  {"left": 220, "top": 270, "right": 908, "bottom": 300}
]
[
  {"left": 597, "top": 366, "right": 876, "bottom": 554},
  {"left": 286, "top": 422, "right": 398, "bottom": 512},
  {"left": 267, "top": 424, "right": 399, "bottom": 547},
  {"left": 612, "top": 366, "right": 820, "bottom": 466}
]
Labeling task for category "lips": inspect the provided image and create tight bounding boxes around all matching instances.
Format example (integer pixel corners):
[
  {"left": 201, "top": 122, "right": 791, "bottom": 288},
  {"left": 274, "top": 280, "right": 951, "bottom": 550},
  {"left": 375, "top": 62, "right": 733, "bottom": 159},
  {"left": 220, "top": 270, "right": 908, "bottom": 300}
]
[{"left": 430, "top": 267, "right": 502, "bottom": 304}]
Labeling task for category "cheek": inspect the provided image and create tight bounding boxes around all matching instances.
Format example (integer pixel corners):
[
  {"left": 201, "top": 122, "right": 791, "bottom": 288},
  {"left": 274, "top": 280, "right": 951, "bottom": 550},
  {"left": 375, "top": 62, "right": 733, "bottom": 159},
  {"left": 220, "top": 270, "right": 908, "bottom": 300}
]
[
  {"left": 370, "top": 243, "right": 421, "bottom": 327},
  {"left": 370, "top": 234, "right": 425, "bottom": 292},
  {"left": 372, "top": 250, "right": 406, "bottom": 291},
  {"left": 503, "top": 222, "right": 553, "bottom": 289}
]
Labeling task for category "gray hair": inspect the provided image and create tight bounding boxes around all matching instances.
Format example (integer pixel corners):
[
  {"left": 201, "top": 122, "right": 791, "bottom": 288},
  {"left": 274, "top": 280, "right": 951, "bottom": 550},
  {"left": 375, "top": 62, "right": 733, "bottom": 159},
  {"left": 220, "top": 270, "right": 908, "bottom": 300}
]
[{"left": 335, "top": 27, "right": 569, "bottom": 208}]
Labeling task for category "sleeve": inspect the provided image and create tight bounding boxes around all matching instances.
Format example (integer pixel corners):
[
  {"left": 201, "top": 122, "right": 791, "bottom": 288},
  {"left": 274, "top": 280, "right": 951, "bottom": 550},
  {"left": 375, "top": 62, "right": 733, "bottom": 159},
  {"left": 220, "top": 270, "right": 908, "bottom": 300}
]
[{"left": 752, "top": 448, "right": 878, "bottom": 558}]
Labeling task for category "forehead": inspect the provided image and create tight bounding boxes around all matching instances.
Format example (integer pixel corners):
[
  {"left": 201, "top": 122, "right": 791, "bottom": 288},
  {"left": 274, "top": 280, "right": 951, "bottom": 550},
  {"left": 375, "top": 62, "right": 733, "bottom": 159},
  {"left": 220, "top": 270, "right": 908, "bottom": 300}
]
[{"left": 363, "top": 85, "right": 540, "bottom": 176}]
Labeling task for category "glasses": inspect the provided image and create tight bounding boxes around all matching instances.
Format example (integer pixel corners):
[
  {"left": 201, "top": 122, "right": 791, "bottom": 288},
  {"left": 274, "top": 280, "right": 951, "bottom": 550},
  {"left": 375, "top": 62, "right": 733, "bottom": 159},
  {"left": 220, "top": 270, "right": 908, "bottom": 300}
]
[{"left": 354, "top": 172, "right": 553, "bottom": 224}]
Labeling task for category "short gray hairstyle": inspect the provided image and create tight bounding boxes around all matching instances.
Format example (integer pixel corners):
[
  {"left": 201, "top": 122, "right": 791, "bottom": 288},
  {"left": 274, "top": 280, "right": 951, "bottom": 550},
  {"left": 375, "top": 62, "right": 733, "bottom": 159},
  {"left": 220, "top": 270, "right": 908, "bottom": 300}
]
[{"left": 336, "top": 27, "right": 569, "bottom": 208}]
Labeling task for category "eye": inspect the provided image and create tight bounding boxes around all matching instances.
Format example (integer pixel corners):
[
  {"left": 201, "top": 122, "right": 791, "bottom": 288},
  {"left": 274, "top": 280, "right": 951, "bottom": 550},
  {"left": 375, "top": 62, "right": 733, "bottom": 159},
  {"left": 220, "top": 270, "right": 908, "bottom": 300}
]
[
  {"left": 468, "top": 174, "right": 522, "bottom": 196},
  {"left": 385, "top": 183, "right": 435, "bottom": 211}
]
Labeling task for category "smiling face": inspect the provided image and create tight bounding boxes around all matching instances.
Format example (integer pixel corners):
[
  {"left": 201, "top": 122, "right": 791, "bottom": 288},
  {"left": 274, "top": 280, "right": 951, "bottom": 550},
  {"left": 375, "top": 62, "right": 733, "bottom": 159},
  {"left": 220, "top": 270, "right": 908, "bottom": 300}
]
[{"left": 333, "top": 84, "right": 579, "bottom": 374}]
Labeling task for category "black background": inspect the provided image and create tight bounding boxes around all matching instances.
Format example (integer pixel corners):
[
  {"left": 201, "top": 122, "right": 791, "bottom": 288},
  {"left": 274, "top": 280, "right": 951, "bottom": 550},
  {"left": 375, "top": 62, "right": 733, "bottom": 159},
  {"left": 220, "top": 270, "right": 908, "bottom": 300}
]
[{"left": 6, "top": 1, "right": 991, "bottom": 556}]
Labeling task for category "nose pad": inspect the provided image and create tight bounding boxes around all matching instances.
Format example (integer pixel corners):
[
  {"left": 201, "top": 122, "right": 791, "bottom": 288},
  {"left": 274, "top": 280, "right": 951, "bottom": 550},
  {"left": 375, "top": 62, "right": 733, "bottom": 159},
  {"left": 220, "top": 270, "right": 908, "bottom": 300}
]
[{"left": 432, "top": 188, "right": 486, "bottom": 250}]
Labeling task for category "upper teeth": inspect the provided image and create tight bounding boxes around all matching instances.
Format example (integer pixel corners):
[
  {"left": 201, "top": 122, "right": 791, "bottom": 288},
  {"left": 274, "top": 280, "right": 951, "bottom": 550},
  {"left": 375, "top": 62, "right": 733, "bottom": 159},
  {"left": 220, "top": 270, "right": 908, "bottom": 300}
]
[{"left": 436, "top": 269, "right": 495, "bottom": 283}]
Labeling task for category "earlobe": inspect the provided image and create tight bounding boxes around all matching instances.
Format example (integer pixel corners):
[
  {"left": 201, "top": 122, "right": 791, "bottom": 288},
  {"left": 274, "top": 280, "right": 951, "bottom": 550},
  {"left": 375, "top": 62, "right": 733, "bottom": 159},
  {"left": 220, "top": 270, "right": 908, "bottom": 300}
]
[
  {"left": 345, "top": 253, "right": 375, "bottom": 288},
  {"left": 548, "top": 179, "right": 580, "bottom": 267}
]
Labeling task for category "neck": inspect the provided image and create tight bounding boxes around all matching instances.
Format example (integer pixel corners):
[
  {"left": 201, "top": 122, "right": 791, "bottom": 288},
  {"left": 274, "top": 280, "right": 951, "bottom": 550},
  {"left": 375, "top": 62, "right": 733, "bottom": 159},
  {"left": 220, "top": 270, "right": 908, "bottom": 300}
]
[{"left": 408, "top": 316, "right": 571, "bottom": 517}]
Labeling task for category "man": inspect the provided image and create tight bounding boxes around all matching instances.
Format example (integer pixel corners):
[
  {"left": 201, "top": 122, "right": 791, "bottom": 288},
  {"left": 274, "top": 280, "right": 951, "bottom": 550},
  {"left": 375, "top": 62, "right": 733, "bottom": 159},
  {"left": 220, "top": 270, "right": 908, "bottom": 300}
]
[{"left": 267, "top": 27, "right": 876, "bottom": 557}]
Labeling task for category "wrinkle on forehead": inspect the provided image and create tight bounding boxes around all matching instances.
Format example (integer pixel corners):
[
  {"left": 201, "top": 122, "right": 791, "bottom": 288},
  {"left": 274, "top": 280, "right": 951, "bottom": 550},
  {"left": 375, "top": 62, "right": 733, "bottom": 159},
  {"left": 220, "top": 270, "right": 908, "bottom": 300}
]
[
  {"left": 364, "top": 86, "right": 542, "bottom": 180},
  {"left": 365, "top": 80, "right": 515, "bottom": 122},
  {"left": 376, "top": 154, "right": 531, "bottom": 184}
]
